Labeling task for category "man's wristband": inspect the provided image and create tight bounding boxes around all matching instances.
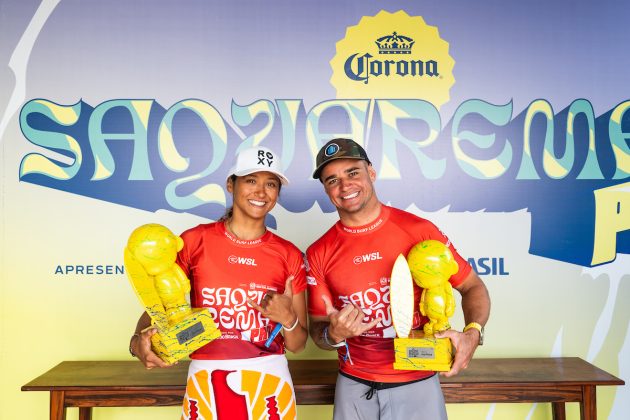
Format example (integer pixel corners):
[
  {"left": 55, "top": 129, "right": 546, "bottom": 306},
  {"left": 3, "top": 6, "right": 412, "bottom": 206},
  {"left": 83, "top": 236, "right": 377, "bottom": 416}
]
[
  {"left": 463, "top": 322, "right": 484, "bottom": 346},
  {"left": 129, "top": 333, "right": 140, "bottom": 357},
  {"left": 323, "top": 326, "right": 346, "bottom": 348}
]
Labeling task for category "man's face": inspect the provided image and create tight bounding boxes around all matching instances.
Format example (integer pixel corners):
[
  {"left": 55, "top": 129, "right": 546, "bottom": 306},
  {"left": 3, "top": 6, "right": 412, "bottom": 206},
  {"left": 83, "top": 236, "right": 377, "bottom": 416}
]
[{"left": 320, "top": 159, "right": 377, "bottom": 218}]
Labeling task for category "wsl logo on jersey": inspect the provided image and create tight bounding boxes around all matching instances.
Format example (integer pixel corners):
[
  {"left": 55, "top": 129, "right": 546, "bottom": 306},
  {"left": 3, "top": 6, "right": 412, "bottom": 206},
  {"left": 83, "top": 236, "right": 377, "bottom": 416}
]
[
  {"left": 344, "top": 31, "right": 439, "bottom": 85},
  {"left": 228, "top": 255, "right": 257, "bottom": 266},
  {"left": 330, "top": 10, "right": 455, "bottom": 108},
  {"left": 353, "top": 252, "right": 384, "bottom": 265}
]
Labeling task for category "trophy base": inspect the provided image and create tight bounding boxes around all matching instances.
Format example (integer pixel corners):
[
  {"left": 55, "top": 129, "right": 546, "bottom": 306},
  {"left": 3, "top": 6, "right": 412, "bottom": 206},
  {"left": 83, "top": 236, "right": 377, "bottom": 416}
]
[
  {"left": 393, "top": 330, "right": 453, "bottom": 372},
  {"left": 151, "top": 308, "right": 221, "bottom": 364}
]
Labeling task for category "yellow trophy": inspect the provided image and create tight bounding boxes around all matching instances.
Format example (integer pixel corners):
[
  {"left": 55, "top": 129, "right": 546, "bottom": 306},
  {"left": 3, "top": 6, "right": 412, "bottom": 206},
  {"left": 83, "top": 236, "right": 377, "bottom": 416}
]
[
  {"left": 124, "top": 224, "right": 221, "bottom": 364},
  {"left": 392, "top": 240, "right": 458, "bottom": 371}
]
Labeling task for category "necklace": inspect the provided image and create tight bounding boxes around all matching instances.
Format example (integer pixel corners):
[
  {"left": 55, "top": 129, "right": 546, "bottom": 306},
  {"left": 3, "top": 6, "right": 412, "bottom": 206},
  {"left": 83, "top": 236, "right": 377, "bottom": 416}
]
[{"left": 226, "top": 219, "right": 266, "bottom": 241}]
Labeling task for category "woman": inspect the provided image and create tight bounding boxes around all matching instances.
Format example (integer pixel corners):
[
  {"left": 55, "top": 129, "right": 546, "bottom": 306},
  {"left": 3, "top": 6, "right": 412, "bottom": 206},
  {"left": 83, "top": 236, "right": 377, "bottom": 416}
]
[{"left": 129, "top": 146, "right": 307, "bottom": 420}]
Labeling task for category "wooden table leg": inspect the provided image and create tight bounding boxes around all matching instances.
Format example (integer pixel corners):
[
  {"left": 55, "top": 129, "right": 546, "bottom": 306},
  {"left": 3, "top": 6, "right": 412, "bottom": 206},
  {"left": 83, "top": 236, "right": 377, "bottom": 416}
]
[
  {"left": 581, "top": 385, "right": 597, "bottom": 420},
  {"left": 552, "top": 402, "right": 566, "bottom": 420},
  {"left": 79, "top": 407, "right": 93, "bottom": 420},
  {"left": 50, "top": 391, "right": 66, "bottom": 420}
]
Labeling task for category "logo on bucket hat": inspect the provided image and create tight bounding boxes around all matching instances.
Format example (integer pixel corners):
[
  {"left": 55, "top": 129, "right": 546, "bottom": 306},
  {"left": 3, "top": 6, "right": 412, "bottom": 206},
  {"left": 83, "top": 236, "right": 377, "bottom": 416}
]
[{"left": 313, "top": 138, "right": 371, "bottom": 180}]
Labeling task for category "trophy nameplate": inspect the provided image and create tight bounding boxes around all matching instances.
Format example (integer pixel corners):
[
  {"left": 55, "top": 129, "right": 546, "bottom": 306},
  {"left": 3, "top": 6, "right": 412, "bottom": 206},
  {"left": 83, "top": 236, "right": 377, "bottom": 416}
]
[
  {"left": 393, "top": 329, "right": 454, "bottom": 371},
  {"left": 147, "top": 308, "right": 220, "bottom": 364}
]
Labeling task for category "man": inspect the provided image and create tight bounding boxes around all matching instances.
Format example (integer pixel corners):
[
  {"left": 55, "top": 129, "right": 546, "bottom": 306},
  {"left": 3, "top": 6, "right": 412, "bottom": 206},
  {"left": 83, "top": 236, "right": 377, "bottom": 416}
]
[{"left": 306, "top": 138, "right": 490, "bottom": 420}]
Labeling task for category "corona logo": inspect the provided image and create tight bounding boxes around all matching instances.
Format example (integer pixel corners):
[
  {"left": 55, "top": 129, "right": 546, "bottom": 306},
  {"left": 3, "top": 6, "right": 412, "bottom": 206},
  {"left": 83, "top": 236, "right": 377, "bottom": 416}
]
[
  {"left": 343, "top": 52, "right": 439, "bottom": 85},
  {"left": 330, "top": 10, "right": 455, "bottom": 108},
  {"left": 343, "top": 31, "right": 439, "bottom": 85}
]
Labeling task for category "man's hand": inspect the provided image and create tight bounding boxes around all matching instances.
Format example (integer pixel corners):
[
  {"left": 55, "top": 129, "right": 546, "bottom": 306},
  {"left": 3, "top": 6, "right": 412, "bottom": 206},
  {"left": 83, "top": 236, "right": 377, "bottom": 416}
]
[
  {"left": 323, "top": 295, "right": 381, "bottom": 343},
  {"left": 435, "top": 327, "right": 480, "bottom": 377}
]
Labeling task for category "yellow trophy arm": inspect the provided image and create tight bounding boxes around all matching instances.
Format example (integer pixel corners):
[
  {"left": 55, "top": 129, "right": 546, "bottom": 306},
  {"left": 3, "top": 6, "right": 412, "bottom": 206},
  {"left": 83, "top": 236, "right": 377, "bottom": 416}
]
[
  {"left": 419, "top": 289, "right": 428, "bottom": 317},
  {"left": 173, "top": 264, "right": 191, "bottom": 295},
  {"left": 124, "top": 247, "right": 169, "bottom": 330},
  {"left": 445, "top": 282, "right": 455, "bottom": 318}
]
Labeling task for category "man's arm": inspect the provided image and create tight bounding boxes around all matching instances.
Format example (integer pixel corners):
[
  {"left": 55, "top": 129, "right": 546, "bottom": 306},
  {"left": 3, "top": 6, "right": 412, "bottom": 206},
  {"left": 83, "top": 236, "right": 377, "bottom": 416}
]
[
  {"left": 309, "top": 316, "right": 337, "bottom": 350},
  {"left": 436, "top": 270, "right": 490, "bottom": 377},
  {"left": 458, "top": 270, "right": 490, "bottom": 331}
]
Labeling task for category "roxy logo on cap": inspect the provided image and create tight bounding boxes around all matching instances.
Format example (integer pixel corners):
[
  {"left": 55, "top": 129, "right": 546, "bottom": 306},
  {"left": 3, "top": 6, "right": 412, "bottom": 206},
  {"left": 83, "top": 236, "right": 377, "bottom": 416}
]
[
  {"left": 228, "top": 146, "right": 289, "bottom": 185},
  {"left": 325, "top": 143, "right": 340, "bottom": 157},
  {"left": 256, "top": 149, "right": 275, "bottom": 167}
]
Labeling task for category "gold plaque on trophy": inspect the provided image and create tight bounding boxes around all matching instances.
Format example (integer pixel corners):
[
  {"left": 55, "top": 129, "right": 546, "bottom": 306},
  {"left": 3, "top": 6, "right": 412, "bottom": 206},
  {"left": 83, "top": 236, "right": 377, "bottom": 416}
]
[
  {"left": 391, "top": 240, "right": 458, "bottom": 371},
  {"left": 124, "top": 224, "right": 221, "bottom": 364}
]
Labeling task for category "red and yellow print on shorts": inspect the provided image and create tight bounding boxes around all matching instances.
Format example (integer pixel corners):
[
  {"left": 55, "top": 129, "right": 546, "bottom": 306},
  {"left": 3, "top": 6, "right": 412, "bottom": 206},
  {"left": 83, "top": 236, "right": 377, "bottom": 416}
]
[{"left": 181, "top": 355, "right": 297, "bottom": 420}]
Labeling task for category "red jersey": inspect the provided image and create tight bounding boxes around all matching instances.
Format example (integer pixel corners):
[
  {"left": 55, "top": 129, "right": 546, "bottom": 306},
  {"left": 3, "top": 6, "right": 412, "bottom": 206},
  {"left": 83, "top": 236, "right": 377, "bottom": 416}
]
[
  {"left": 177, "top": 221, "right": 306, "bottom": 360},
  {"left": 306, "top": 205, "right": 471, "bottom": 383}
]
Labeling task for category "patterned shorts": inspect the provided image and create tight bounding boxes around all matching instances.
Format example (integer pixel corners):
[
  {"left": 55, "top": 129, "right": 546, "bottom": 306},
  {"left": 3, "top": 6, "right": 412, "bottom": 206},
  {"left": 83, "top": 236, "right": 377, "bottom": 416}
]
[{"left": 181, "top": 355, "right": 297, "bottom": 420}]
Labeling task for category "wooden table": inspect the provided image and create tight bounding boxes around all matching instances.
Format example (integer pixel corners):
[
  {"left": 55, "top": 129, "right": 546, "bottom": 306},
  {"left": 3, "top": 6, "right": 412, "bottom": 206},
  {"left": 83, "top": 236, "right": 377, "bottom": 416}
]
[{"left": 22, "top": 357, "right": 624, "bottom": 420}]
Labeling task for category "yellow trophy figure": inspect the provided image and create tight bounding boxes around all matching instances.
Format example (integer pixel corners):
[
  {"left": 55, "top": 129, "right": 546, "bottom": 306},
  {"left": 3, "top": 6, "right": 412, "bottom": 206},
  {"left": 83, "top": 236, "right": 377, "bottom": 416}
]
[
  {"left": 392, "top": 240, "right": 458, "bottom": 371},
  {"left": 124, "top": 224, "right": 220, "bottom": 364},
  {"left": 410, "top": 240, "right": 458, "bottom": 336}
]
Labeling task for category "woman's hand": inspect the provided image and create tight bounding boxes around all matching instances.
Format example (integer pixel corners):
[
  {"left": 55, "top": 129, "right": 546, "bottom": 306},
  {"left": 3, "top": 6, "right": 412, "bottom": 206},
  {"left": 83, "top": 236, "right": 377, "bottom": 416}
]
[
  {"left": 248, "top": 276, "right": 297, "bottom": 327},
  {"left": 130, "top": 328, "right": 174, "bottom": 369}
]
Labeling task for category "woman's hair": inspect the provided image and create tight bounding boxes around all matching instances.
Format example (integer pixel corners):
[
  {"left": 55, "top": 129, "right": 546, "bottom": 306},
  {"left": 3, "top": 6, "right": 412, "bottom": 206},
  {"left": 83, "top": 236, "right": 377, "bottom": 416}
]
[
  {"left": 218, "top": 175, "right": 238, "bottom": 222},
  {"left": 218, "top": 174, "right": 282, "bottom": 222}
]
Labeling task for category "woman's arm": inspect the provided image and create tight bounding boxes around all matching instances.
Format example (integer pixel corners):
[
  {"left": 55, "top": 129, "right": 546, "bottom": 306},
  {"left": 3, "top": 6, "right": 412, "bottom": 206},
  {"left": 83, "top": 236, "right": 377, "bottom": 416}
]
[{"left": 282, "top": 290, "right": 308, "bottom": 353}]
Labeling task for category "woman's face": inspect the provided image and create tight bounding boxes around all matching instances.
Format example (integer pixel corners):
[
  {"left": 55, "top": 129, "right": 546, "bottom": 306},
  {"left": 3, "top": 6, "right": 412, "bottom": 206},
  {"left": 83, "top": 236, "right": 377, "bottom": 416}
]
[{"left": 227, "top": 171, "right": 281, "bottom": 221}]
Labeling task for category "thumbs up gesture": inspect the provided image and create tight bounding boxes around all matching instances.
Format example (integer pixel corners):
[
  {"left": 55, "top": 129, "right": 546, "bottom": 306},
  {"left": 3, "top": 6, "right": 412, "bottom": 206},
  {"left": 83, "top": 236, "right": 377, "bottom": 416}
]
[
  {"left": 323, "top": 295, "right": 382, "bottom": 344},
  {"left": 248, "top": 275, "right": 297, "bottom": 327}
]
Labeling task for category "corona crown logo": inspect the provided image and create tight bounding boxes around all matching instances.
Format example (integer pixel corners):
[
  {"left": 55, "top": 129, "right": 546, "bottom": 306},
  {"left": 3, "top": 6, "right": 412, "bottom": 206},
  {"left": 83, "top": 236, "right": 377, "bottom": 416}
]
[{"left": 375, "top": 31, "right": 414, "bottom": 54}]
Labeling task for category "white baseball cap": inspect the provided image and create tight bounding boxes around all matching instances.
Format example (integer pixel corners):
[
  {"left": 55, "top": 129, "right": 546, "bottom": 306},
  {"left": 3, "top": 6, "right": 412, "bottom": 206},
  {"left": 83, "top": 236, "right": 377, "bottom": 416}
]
[{"left": 227, "top": 146, "right": 290, "bottom": 185}]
